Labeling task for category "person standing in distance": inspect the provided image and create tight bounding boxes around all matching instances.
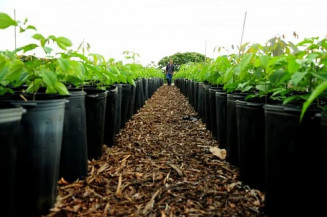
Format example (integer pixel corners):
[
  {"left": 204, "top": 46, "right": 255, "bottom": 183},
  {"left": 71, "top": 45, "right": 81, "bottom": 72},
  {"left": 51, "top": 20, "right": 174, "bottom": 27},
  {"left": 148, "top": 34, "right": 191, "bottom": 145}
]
[{"left": 165, "top": 59, "right": 175, "bottom": 86}]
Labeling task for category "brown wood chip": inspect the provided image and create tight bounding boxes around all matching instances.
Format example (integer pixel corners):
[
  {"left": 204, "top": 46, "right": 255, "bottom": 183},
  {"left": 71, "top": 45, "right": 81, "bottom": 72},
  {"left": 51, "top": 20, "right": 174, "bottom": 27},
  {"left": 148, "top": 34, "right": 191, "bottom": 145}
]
[{"left": 46, "top": 85, "right": 266, "bottom": 217}]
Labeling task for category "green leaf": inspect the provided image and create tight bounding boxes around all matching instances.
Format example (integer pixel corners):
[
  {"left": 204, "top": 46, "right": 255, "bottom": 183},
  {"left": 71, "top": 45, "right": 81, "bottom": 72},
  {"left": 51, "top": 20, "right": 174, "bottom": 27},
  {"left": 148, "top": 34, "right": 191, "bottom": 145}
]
[
  {"left": 70, "top": 61, "right": 83, "bottom": 74},
  {"left": 240, "top": 54, "right": 252, "bottom": 71},
  {"left": 272, "top": 87, "right": 288, "bottom": 97},
  {"left": 32, "top": 33, "right": 46, "bottom": 47},
  {"left": 0, "top": 67, "right": 9, "bottom": 83},
  {"left": 242, "top": 85, "right": 253, "bottom": 92},
  {"left": 55, "top": 81, "right": 69, "bottom": 95},
  {"left": 290, "top": 72, "right": 306, "bottom": 86},
  {"left": 127, "top": 77, "right": 135, "bottom": 85},
  {"left": 0, "top": 87, "right": 14, "bottom": 95},
  {"left": 318, "top": 39, "right": 327, "bottom": 49},
  {"left": 19, "top": 27, "right": 25, "bottom": 33},
  {"left": 300, "top": 81, "right": 327, "bottom": 120},
  {"left": 297, "top": 38, "right": 314, "bottom": 46},
  {"left": 41, "top": 70, "right": 57, "bottom": 87},
  {"left": 111, "top": 66, "right": 120, "bottom": 75},
  {"left": 14, "top": 43, "right": 38, "bottom": 53},
  {"left": 0, "top": 55, "right": 8, "bottom": 70},
  {"left": 48, "top": 35, "right": 56, "bottom": 41},
  {"left": 58, "top": 58, "right": 70, "bottom": 71},
  {"left": 26, "top": 78, "right": 42, "bottom": 93},
  {"left": 259, "top": 55, "right": 270, "bottom": 69},
  {"left": 56, "top": 37, "right": 73, "bottom": 50},
  {"left": 253, "top": 68, "right": 264, "bottom": 79},
  {"left": 269, "top": 69, "right": 285, "bottom": 85},
  {"left": 306, "top": 53, "right": 320, "bottom": 63},
  {"left": 4, "top": 59, "right": 24, "bottom": 81},
  {"left": 118, "top": 74, "right": 127, "bottom": 83},
  {"left": 32, "top": 33, "right": 45, "bottom": 41},
  {"left": 14, "top": 71, "right": 29, "bottom": 87},
  {"left": 43, "top": 46, "right": 53, "bottom": 54},
  {"left": 46, "top": 86, "right": 57, "bottom": 94},
  {"left": 312, "top": 72, "right": 327, "bottom": 81},
  {"left": 239, "top": 42, "right": 250, "bottom": 53},
  {"left": 69, "top": 52, "right": 89, "bottom": 62},
  {"left": 26, "top": 25, "right": 37, "bottom": 31},
  {"left": 0, "top": 13, "right": 17, "bottom": 29},
  {"left": 256, "top": 84, "right": 268, "bottom": 92},
  {"left": 239, "top": 54, "right": 253, "bottom": 80},
  {"left": 65, "top": 75, "right": 83, "bottom": 86},
  {"left": 283, "top": 95, "right": 305, "bottom": 105},
  {"left": 287, "top": 56, "right": 300, "bottom": 73},
  {"left": 308, "top": 44, "right": 319, "bottom": 50},
  {"left": 223, "top": 67, "right": 234, "bottom": 83}
]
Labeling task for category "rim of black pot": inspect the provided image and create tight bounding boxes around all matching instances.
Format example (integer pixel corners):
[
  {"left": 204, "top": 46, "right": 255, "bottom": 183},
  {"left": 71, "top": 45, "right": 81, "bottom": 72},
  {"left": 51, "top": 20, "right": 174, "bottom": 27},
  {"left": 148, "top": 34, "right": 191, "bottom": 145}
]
[
  {"left": 0, "top": 101, "right": 23, "bottom": 109},
  {"left": 216, "top": 91, "right": 227, "bottom": 96}
]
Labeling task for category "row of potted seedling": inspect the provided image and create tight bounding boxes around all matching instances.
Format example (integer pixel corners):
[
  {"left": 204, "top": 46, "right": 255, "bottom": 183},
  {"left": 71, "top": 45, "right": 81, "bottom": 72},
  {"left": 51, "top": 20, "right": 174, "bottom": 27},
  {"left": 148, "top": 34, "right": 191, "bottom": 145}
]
[
  {"left": 174, "top": 36, "right": 327, "bottom": 216},
  {"left": 0, "top": 12, "right": 164, "bottom": 217}
]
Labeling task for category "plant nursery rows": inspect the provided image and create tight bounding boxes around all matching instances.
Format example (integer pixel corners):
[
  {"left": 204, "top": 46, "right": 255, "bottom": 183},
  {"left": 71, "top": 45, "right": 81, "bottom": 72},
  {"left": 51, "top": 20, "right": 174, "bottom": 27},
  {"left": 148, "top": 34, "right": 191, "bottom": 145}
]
[
  {"left": 1, "top": 11, "right": 327, "bottom": 217},
  {"left": 1, "top": 76, "right": 164, "bottom": 217},
  {"left": 172, "top": 35, "right": 327, "bottom": 216},
  {"left": 0, "top": 12, "right": 167, "bottom": 217}
]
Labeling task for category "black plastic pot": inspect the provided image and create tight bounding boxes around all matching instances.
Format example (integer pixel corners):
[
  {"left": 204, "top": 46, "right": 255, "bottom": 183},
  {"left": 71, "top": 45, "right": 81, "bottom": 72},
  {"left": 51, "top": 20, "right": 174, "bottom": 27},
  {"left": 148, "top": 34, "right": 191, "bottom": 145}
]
[
  {"left": 154, "top": 77, "right": 159, "bottom": 92},
  {"left": 203, "top": 84, "right": 210, "bottom": 126},
  {"left": 0, "top": 104, "right": 25, "bottom": 217},
  {"left": 319, "top": 111, "right": 327, "bottom": 210},
  {"left": 134, "top": 79, "right": 144, "bottom": 113},
  {"left": 152, "top": 78, "right": 160, "bottom": 95},
  {"left": 13, "top": 98, "right": 66, "bottom": 217},
  {"left": 85, "top": 89, "right": 107, "bottom": 160},
  {"left": 154, "top": 77, "right": 159, "bottom": 93},
  {"left": 113, "top": 84, "right": 122, "bottom": 134},
  {"left": 263, "top": 103, "right": 321, "bottom": 216},
  {"left": 236, "top": 99, "right": 265, "bottom": 191},
  {"left": 160, "top": 78, "right": 164, "bottom": 87},
  {"left": 142, "top": 78, "right": 149, "bottom": 101},
  {"left": 193, "top": 82, "right": 199, "bottom": 110},
  {"left": 104, "top": 85, "right": 118, "bottom": 147},
  {"left": 133, "top": 80, "right": 140, "bottom": 113},
  {"left": 174, "top": 78, "right": 179, "bottom": 88},
  {"left": 215, "top": 91, "right": 227, "bottom": 149},
  {"left": 181, "top": 79, "right": 186, "bottom": 95},
  {"left": 186, "top": 79, "right": 191, "bottom": 98},
  {"left": 226, "top": 93, "right": 246, "bottom": 166},
  {"left": 178, "top": 78, "right": 183, "bottom": 93},
  {"left": 148, "top": 78, "right": 154, "bottom": 98},
  {"left": 60, "top": 90, "right": 88, "bottom": 182},
  {"left": 121, "top": 84, "right": 131, "bottom": 128},
  {"left": 208, "top": 87, "right": 222, "bottom": 138},
  {"left": 188, "top": 80, "right": 194, "bottom": 105},
  {"left": 197, "top": 83, "right": 205, "bottom": 120},
  {"left": 128, "top": 84, "right": 136, "bottom": 119},
  {"left": 184, "top": 79, "right": 187, "bottom": 94}
]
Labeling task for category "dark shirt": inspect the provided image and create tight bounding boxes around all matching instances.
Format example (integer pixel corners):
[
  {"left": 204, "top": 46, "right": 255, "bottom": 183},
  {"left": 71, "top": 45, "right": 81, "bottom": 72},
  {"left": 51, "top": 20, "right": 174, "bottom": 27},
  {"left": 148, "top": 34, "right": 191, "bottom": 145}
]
[{"left": 166, "top": 64, "right": 175, "bottom": 75}]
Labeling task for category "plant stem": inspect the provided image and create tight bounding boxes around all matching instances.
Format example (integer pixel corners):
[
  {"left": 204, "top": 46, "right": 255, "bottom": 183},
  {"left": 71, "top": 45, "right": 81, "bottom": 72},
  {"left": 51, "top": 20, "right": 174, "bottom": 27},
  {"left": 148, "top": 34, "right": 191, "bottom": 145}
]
[
  {"left": 239, "top": 11, "right": 247, "bottom": 56},
  {"left": 14, "top": 9, "right": 17, "bottom": 50}
]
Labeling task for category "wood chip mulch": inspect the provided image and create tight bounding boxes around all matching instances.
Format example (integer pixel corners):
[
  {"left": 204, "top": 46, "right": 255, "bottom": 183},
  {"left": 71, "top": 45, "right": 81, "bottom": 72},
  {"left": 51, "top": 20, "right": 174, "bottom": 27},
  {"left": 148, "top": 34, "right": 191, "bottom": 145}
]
[{"left": 46, "top": 85, "right": 266, "bottom": 217}]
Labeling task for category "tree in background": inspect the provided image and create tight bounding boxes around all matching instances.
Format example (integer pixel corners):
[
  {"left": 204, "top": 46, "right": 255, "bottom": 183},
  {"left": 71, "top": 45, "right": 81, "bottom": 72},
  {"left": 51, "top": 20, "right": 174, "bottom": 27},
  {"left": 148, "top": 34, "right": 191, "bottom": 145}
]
[{"left": 158, "top": 52, "right": 206, "bottom": 71}]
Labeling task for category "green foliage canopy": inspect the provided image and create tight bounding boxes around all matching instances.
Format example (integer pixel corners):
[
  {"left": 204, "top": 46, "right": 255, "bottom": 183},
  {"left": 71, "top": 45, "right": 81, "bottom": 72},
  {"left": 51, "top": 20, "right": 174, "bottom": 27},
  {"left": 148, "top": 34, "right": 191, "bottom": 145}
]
[{"left": 158, "top": 52, "right": 206, "bottom": 71}]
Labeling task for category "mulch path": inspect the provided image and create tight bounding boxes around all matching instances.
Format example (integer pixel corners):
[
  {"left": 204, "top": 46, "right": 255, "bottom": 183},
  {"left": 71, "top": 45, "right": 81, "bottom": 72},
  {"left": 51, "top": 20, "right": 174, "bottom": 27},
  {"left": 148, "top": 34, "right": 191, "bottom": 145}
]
[{"left": 46, "top": 85, "right": 266, "bottom": 217}]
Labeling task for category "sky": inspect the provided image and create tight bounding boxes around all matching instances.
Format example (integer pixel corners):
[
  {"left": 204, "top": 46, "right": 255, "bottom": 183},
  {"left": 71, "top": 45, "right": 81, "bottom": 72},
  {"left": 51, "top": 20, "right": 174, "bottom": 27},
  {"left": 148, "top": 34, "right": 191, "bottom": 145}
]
[{"left": 0, "top": 0, "right": 326, "bottom": 65}]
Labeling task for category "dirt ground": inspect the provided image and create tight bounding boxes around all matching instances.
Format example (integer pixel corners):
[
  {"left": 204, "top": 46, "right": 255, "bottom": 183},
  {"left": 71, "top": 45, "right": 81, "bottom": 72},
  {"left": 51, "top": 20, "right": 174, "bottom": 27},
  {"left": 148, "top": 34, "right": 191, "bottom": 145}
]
[{"left": 46, "top": 85, "right": 266, "bottom": 217}]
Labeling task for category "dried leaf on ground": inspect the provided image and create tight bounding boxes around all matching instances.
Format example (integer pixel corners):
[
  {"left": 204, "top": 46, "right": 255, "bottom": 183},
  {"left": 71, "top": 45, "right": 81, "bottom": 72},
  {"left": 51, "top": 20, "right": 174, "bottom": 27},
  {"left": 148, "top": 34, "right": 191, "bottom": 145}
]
[{"left": 209, "top": 146, "right": 227, "bottom": 160}]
